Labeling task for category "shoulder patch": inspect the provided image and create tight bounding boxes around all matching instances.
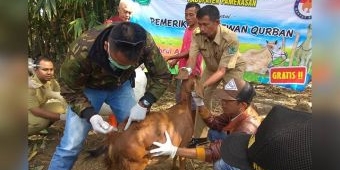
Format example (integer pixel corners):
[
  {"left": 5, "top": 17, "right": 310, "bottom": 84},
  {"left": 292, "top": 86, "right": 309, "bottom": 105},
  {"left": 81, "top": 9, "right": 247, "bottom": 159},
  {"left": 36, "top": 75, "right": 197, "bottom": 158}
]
[
  {"left": 194, "top": 27, "right": 201, "bottom": 34},
  {"left": 228, "top": 46, "right": 237, "bottom": 55}
]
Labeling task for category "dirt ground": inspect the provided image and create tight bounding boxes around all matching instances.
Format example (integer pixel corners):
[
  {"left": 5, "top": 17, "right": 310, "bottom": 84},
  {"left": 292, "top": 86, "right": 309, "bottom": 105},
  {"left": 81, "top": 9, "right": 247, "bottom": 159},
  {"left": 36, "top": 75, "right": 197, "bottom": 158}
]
[{"left": 28, "top": 80, "right": 312, "bottom": 170}]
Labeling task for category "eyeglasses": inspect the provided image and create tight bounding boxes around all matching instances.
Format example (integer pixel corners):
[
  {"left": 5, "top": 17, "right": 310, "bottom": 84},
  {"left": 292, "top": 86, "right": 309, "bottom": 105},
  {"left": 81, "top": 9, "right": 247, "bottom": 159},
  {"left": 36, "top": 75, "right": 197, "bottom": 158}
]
[{"left": 111, "top": 39, "right": 145, "bottom": 47}]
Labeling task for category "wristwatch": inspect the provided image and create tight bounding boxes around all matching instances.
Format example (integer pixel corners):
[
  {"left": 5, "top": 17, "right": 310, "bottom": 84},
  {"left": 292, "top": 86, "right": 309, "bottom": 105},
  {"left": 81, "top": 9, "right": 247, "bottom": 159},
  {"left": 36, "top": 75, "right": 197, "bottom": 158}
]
[{"left": 140, "top": 99, "right": 151, "bottom": 108}]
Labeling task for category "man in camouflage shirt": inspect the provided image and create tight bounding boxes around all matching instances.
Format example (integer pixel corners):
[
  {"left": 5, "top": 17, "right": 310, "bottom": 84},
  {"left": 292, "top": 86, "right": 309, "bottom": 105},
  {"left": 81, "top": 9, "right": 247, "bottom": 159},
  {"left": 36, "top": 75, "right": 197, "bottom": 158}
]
[{"left": 48, "top": 22, "right": 171, "bottom": 169}]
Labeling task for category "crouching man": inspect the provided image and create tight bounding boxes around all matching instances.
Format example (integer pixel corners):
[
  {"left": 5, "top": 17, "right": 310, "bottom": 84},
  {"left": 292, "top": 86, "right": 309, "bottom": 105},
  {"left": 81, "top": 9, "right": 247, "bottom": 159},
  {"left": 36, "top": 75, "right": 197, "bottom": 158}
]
[
  {"left": 150, "top": 78, "right": 262, "bottom": 168},
  {"left": 28, "top": 56, "right": 67, "bottom": 135}
]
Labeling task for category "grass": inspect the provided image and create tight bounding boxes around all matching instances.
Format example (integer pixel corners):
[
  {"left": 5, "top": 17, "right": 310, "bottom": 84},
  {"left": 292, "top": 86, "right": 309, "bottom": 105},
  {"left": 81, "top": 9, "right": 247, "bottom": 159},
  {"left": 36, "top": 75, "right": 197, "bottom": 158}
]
[{"left": 153, "top": 36, "right": 182, "bottom": 47}]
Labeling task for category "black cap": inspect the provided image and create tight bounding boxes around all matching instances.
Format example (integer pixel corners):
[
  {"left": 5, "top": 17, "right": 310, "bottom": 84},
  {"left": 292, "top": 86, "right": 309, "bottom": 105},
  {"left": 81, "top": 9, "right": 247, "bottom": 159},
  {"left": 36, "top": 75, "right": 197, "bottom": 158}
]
[{"left": 215, "top": 78, "right": 255, "bottom": 104}]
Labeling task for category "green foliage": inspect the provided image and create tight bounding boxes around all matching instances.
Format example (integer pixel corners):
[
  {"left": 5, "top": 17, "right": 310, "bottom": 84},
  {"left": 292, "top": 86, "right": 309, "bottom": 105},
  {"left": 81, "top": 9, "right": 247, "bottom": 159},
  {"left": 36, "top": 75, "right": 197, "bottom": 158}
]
[
  {"left": 239, "top": 43, "right": 262, "bottom": 53},
  {"left": 152, "top": 36, "right": 182, "bottom": 46},
  {"left": 68, "top": 18, "right": 85, "bottom": 39},
  {"left": 28, "top": 0, "right": 118, "bottom": 66}
]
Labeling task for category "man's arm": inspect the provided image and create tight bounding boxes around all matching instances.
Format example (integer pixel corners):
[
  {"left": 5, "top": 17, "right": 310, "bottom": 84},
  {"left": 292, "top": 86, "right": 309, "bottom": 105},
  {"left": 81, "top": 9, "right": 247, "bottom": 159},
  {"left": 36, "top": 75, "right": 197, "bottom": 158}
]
[
  {"left": 59, "top": 52, "right": 94, "bottom": 120},
  {"left": 176, "top": 141, "right": 222, "bottom": 162},
  {"left": 165, "top": 51, "right": 189, "bottom": 61},
  {"left": 29, "top": 107, "right": 61, "bottom": 121},
  {"left": 166, "top": 51, "right": 189, "bottom": 68},
  {"left": 202, "top": 67, "right": 226, "bottom": 87},
  {"left": 28, "top": 88, "right": 64, "bottom": 121},
  {"left": 151, "top": 145, "right": 216, "bottom": 161},
  {"left": 140, "top": 33, "right": 172, "bottom": 105},
  {"left": 60, "top": 54, "right": 115, "bottom": 134},
  {"left": 192, "top": 94, "right": 230, "bottom": 131},
  {"left": 197, "top": 105, "right": 230, "bottom": 131},
  {"left": 150, "top": 131, "right": 223, "bottom": 163},
  {"left": 207, "top": 33, "right": 240, "bottom": 87},
  {"left": 186, "top": 33, "right": 200, "bottom": 70}
]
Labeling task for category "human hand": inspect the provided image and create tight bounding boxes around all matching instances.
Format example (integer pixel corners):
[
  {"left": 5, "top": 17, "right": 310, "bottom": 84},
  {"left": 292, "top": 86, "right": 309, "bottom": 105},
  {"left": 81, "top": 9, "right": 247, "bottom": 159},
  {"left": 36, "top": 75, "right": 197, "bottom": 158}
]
[
  {"left": 164, "top": 56, "right": 170, "bottom": 61},
  {"left": 168, "top": 59, "right": 178, "bottom": 68},
  {"left": 59, "top": 114, "right": 66, "bottom": 120},
  {"left": 175, "top": 67, "right": 192, "bottom": 80},
  {"left": 191, "top": 92, "right": 204, "bottom": 106},
  {"left": 89, "top": 115, "right": 116, "bottom": 134},
  {"left": 181, "top": 67, "right": 192, "bottom": 75},
  {"left": 150, "top": 131, "right": 178, "bottom": 158},
  {"left": 124, "top": 103, "right": 147, "bottom": 130}
]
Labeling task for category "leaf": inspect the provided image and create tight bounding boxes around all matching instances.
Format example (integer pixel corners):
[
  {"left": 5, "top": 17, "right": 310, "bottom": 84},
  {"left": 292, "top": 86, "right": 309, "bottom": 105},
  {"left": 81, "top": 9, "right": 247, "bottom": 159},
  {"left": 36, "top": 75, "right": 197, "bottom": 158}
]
[
  {"left": 49, "top": 0, "right": 57, "bottom": 16},
  {"left": 44, "top": 0, "right": 52, "bottom": 20},
  {"left": 88, "top": 11, "right": 100, "bottom": 29},
  {"left": 28, "top": 150, "right": 38, "bottom": 161},
  {"left": 32, "top": 165, "right": 44, "bottom": 170},
  {"left": 35, "top": 0, "right": 44, "bottom": 14},
  {"left": 68, "top": 18, "right": 85, "bottom": 39}
]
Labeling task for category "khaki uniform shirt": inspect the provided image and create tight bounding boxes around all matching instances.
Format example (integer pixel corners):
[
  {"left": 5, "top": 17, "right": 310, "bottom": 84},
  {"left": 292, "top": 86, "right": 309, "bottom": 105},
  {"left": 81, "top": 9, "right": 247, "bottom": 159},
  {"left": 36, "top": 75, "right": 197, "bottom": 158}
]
[
  {"left": 189, "top": 25, "right": 245, "bottom": 72},
  {"left": 28, "top": 75, "right": 66, "bottom": 135},
  {"left": 28, "top": 74, "right": 62, "bottom": 109}
]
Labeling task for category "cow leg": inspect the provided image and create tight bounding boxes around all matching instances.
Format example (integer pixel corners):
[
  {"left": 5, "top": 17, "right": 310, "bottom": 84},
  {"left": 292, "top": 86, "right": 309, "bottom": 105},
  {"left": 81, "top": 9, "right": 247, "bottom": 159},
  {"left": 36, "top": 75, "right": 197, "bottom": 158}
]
[{"left": 179, "top": 156, "right": 186, "bottom": 170}]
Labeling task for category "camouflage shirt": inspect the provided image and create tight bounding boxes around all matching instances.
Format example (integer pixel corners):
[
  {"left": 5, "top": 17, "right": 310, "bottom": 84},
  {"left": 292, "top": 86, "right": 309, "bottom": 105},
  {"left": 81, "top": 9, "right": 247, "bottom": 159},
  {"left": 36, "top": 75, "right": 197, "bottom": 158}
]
[{"left": 60, "top": 24, "right": 171, "bottom": 118}]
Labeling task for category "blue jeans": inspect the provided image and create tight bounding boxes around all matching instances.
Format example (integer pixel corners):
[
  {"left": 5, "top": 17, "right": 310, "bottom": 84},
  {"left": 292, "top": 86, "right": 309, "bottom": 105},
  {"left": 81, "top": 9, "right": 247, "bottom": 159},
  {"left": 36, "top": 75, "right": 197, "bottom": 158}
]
[
  {"left": 208, "top": 129, "right": 228, "bottom": 142},
  {"left": 214, "top": 159, "right": 240, "bottom": 170},
  {"left": 48, "top": 81, "right": 136, "bottom": 170}
]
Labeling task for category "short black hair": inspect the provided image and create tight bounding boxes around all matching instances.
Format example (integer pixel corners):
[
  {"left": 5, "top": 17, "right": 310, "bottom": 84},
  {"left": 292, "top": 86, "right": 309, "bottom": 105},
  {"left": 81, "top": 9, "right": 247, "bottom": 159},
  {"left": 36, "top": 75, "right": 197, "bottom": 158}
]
[
  {"left": 34, "top": 55, "right": 53, "bottom": 69},
  {"left": 185, "top": 2, "right": 200, "bottom": 11},
  {"left": 197, "top": 5, "right": 220, "bottom": 21},
  {"left": 108, "top": 22, "right": 147, "bottom": 62}
]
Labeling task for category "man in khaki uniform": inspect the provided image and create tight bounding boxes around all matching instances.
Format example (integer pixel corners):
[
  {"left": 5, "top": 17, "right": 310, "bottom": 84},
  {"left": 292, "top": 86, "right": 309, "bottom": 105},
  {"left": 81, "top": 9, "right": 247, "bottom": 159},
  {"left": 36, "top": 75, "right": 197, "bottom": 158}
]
[
  {"left": 28, "top": 57, "right": 67, "bottom": 135},
  {"left": 184, "top": 5, "right": 246, "bottom": 142}
]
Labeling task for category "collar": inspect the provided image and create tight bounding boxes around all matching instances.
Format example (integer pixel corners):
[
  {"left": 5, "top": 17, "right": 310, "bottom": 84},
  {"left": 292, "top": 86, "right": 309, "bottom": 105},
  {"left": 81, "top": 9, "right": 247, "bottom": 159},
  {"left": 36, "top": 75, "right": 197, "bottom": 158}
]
[
  {"left": 204, "top": 25, "right": 222, "bottom": 45},
  {"left": 29, "top": 74, "right": 48, "bottom": 89},
  {"left": 223, "top": 111, "right": 248, "bottom": 132},
  {"left": 188, "top": 25, "right": 198, "bottom": 31},
  {"left": 88, "top": 25, "right": 114, "bottom": 73}
]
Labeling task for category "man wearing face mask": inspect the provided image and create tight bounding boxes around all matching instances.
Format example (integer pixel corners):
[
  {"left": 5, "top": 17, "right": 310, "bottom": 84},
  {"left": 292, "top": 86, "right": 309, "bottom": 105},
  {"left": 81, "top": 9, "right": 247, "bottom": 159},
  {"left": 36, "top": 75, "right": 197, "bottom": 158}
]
[{"left": 48, "top": 22, "right": 171, "bottom": 169}]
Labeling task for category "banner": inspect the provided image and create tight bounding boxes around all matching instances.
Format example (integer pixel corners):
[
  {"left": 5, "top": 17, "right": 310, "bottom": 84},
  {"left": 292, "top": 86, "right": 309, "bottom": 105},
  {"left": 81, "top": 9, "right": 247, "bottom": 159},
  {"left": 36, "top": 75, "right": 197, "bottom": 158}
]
[{"left": 129, "top": 0, "right": 312, "bottom": 91}]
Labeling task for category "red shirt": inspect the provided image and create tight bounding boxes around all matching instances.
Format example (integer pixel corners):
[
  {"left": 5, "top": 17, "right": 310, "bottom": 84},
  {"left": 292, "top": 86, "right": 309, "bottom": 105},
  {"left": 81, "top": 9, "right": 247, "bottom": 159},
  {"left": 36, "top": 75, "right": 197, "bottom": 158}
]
[
  {"left": 179, "top": 27, "right": 203, "bottom": 76},
  {"left": 104, "top": 15, "right": 123, "bottom": 24}
]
